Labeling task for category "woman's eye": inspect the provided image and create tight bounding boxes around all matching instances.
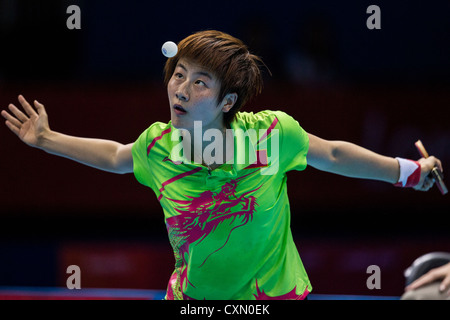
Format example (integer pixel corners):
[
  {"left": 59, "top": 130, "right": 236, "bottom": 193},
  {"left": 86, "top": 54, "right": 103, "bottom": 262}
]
[
  {"left": 195, "top": 80, "right": 206, "bottom": 86},
  {"left": 175, "top": 73, "right": 183, "bottom": 79}
]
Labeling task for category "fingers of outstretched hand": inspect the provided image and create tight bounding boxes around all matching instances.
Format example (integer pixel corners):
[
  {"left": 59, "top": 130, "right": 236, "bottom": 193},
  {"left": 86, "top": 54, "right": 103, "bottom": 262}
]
[
  {"left": 18, "top": 94, "right": 38, "bottom": 118},
  {"left": 33, "top": 99, "right": 46, "bottom": 116},
  {"left": 7, "top": 103, "right": 29, "bottom": 123},
  {"left": 1, "top": 110, "right": 21, "bottom": 136},
  {"left": 1, "top": 108, "right": 22, "bottom": 128}
]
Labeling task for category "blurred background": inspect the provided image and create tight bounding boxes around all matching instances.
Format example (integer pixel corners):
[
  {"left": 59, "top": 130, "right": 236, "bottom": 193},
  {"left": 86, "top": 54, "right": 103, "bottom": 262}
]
[{"left": 0, "top": 0, "right": 449, "bottom": 298}]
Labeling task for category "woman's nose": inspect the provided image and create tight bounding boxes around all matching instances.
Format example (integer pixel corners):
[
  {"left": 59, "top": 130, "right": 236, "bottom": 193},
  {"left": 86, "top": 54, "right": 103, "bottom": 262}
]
[{"left": 175, "top": 83, "right": 189, "bottom": 102}]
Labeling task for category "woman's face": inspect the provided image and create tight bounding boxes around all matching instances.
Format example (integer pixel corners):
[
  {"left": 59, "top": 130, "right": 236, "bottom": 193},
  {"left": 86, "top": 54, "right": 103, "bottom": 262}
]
[{"left": 167, "top": 59, "right": 230, "bottom": 132}]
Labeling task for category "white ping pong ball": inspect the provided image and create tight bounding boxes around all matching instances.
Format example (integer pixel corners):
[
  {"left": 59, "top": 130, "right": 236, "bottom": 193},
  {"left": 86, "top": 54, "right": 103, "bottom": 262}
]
[{"left": 162, "top": 41, "right": 178, "bottom": 58}]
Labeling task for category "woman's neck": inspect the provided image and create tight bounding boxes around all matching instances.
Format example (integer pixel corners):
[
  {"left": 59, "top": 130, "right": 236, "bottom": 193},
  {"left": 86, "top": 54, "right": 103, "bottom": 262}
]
[{"left": 181, "top": 124, "right": 233, "bottom": 170}]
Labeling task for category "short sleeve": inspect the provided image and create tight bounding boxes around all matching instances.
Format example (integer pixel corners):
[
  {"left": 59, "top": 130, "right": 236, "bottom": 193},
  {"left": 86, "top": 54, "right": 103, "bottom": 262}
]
[
  {"left": 274, "top": 111, "right": 309, "bottom": 172},
  {"left": 131, "top": 126, "right": 156, "bottom": 191}
]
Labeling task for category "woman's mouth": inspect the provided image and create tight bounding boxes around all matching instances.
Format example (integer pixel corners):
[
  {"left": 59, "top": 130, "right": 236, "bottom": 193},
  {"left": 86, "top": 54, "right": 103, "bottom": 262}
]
[{"left": 173, "top": 104, "right": 187, "bottom": 115}]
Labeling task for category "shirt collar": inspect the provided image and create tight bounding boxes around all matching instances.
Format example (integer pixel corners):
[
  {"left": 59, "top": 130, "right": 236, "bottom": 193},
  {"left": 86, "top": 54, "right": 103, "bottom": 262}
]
[{"left": 166, "top": 119, "right": 258, "bottom": 174}]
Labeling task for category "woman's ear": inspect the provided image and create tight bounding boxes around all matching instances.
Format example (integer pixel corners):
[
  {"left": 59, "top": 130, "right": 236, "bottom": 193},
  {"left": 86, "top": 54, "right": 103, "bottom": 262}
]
[{"left": 221, "top": 93, "right": 238, "bottom": 113}]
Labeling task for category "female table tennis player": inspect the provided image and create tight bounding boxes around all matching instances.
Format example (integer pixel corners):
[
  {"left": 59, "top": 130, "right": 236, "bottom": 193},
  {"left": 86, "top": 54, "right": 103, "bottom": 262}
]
[{"left": 1, "top": 30, "right": 443, "bottom": 300}]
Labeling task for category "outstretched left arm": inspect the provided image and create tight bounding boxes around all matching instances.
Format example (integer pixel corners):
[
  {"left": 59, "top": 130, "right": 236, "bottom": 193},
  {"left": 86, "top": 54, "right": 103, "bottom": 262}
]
[{"left": 306, "top": 133, "right": 443, "bottom": 191}]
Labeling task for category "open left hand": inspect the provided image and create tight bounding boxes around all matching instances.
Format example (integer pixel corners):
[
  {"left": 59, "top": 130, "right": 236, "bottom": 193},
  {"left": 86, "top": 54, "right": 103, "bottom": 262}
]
[{"left": 1, "top": 95, "right": 50, "bottom": 148}]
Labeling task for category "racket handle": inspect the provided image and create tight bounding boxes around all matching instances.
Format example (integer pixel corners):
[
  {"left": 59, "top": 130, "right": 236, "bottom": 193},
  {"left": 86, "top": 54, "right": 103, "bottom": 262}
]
[{"left": 415, "top": 140, "right": 429, "bottom": 158}]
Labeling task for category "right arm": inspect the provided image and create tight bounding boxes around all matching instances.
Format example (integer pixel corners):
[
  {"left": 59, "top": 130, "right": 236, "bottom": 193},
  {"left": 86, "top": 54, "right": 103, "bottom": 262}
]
[{"left": 1, "top": 95, "right": 133, "bottom": 174}]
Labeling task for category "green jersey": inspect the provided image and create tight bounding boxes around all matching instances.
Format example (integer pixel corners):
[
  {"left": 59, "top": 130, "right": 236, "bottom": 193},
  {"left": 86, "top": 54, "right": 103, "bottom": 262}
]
[{"left": 132, "top": 110, "right": 311, "bottom": 300}]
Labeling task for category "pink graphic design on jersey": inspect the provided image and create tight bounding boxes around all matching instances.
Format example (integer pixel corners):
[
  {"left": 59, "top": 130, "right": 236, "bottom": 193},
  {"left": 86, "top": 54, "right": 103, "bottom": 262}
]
[
  {"left": 166, "top": 171, "right": 261, "bottom": 269},
  {"left": 178, "top": 279, "right": 309, "bottom": 300},
  {"left": 253, "top": 279, "right": 309, "bottom": 300}
]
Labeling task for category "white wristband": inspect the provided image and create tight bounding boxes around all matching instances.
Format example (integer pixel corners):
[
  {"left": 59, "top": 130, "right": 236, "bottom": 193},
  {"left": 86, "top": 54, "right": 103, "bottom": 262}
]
[{"left": 395, "top": 157, "right": 421, "bottom": 188}]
